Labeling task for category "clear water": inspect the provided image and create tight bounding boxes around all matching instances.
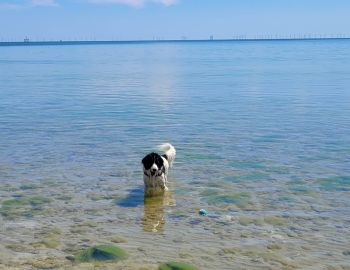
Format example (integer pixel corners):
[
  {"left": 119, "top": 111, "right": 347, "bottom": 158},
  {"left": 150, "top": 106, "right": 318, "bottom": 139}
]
[{"left": 0, "top": 40, "right": 350, "bottom": 270}]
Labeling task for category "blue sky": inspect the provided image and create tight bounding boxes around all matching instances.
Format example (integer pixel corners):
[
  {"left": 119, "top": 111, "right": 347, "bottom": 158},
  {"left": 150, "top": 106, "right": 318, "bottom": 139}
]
[{"left": 0, "top": 0, "right": 349, "bottom": 41}]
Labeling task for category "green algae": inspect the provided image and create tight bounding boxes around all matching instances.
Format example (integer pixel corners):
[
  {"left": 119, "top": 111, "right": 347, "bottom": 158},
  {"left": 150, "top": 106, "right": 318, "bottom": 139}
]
[
  {"left": 201, "top": 189, "right": 251, "bottom": 207},
  {"left": 2, "top": 198, "right": 27, "bottom": 207},
  {"left": 75, "top": 245, "right": 128, "bottom": 262},
  {"left": 159, "top": 261, "right": 199, "bottom": 270},
  {"left": 28, "top": 196, "right": 51, "bottom": 206},
  {"left": 0, "top": 196, "right": 51, "bottom": 219}
]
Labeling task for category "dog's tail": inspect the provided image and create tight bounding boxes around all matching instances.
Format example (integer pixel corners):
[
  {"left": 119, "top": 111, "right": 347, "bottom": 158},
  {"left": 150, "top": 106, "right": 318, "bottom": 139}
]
[{"left": 158, "top": 143, "right": 176, "bottom": 168}]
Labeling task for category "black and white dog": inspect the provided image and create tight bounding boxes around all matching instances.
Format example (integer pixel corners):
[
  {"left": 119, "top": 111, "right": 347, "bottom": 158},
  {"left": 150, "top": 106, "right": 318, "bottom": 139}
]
[{"left": 142, "top": 143, "right": 176, "bottom": 197}]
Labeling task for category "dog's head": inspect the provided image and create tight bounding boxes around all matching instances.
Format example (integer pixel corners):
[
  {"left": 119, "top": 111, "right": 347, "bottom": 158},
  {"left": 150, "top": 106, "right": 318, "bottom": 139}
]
[{"left": 142, "top": 152, "right": 164, "bottom": 176}]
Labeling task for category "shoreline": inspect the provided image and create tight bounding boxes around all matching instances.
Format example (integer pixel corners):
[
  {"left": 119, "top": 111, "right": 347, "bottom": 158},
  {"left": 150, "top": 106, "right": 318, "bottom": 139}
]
[{"left": 1, "top": 37, "right": 350, "bottom": 47}]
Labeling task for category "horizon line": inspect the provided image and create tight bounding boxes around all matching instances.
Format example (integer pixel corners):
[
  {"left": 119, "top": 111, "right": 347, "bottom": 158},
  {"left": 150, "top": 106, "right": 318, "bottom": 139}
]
[{"left": 1, "top": 37, "right": 350, "bottom": 47}]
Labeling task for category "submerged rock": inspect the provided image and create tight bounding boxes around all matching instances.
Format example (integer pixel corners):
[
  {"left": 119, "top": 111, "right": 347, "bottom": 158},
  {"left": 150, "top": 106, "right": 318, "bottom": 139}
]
[
  {"left": 0, "top": 196, "right": 51, "bottom": 219},
  {"left": 75, "top": 245, "right": 128, "bottom": 262},
  {"left": 159, "top": 261, "right": 199, "bottom": 270}
]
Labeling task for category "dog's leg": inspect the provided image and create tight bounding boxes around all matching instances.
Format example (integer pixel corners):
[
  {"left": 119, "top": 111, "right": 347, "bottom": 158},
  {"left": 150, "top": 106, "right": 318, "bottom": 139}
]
[{"left": 160, "top": 175, "right": 168, "bottom": 191}]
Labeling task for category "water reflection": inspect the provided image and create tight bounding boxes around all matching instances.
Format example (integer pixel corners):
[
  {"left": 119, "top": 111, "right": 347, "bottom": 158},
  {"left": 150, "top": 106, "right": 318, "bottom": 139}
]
[{"left": 142, "top": 192, "right": 175, "bottom": 233}]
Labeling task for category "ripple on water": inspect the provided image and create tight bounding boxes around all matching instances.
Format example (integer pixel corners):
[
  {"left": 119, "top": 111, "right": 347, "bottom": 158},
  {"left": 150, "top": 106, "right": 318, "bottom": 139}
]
[
  {"left": 1, "top": 41, "right": 350, "bottom": 269},
  {"left": 317, "top": 176, "right": 350, "bottom": 191}
]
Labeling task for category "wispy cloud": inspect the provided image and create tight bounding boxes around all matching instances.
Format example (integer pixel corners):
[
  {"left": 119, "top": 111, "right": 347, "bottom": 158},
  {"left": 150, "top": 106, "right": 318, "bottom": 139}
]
[
  {"left": 0, "top": 0, "right": 175, "bottom": 10},
  {"left": 0, "top": 0, "right": 58, "bottom": 9},
  {"left": 0, "top": 3, "right": 23, "bottom": 9},
  {"left": 31, "top": 0, "right": 58, "bottom": 6},
  {"left": 88, "top": 0, "right": 178, "bottom": 7}
]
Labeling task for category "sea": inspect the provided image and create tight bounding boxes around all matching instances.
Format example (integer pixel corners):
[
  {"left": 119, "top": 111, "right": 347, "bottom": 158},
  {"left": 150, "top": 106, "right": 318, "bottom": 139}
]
[{"left": 0, "top": 40, "right": 350, "bottom": 270}]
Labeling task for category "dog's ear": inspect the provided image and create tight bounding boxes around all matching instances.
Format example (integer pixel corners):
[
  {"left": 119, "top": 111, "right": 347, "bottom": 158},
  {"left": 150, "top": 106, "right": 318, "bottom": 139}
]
[
  {"left": 142, "top": 154, "right": 153, "bottom": 169},
  {"left": 155, "top": 154, "right": 164, "bottom": 168}
]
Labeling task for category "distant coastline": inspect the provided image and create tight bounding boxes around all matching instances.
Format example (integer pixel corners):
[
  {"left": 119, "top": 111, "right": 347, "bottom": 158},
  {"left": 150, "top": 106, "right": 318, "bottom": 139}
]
[{"left": 1, "top": 37, "right": 350, "bottom": 47}]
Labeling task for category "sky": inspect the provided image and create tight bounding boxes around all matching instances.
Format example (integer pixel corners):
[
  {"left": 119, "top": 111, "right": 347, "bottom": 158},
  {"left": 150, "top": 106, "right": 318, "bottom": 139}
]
[{"left": 0, "top": 0, "right": 350, "bottom": 41}]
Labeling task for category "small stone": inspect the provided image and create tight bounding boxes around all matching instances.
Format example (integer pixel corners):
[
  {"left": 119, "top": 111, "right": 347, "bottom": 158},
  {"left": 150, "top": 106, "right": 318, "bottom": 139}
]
[
  {"left": 199, "top": 209, "right": 208, "bottom": 216},
  {"left": 267, "top": 243, "right": 282, "bottom": 250},
  {"left": 159, "top": 261, "right": 199, "bottom": 270},
  {"left": 111, "top": 235, "right": 127, "bottom": 243},
  {"left": 65, "top": 255, "right": 75, "bottom": 261}
]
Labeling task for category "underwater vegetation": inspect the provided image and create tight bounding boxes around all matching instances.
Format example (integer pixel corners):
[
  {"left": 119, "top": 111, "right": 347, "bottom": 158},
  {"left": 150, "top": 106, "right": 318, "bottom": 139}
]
[
  {"left": 200, "top": 189, "right": 252, "bottom": 208},
  {"left": 0, "top": 195, "right": 51, "bottom": 219},
  {"left": 74, "top": 245, "right": 128, "bottom": 262}
]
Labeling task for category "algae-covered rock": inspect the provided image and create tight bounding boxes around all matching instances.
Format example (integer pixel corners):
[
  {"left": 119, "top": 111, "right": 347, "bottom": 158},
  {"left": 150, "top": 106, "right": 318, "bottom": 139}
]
[
  {"left": 159, "top": 261, "right": 199, "bottom": 270},
  {"left": 75, "top": 245, "right": 128, "bottom": 262},
  {"left": 0, "top": 196, "right": 51, "bottom": 219}
]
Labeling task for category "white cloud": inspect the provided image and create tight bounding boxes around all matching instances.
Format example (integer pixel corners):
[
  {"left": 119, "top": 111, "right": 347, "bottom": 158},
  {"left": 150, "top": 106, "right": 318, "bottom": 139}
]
[{"left": 88, "top": 0, "right": 177, "bottom": 7}]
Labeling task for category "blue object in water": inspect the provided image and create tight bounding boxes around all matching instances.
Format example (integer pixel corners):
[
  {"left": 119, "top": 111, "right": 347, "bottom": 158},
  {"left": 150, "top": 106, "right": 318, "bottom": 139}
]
[{"left": 199, "top": 209, "right": 208, "bottom": 216}]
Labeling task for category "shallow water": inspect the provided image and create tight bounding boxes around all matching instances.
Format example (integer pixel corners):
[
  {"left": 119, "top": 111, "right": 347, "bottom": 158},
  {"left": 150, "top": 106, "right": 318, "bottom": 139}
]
[{"left": 0, "top": 40, "right": 350, "bottom": 269}]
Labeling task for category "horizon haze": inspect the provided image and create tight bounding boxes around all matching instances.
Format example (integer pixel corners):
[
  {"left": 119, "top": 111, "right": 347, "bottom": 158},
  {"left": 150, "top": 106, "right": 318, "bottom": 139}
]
[{"left": 0, "top": 0, "right": 350, "bottom": 41}]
